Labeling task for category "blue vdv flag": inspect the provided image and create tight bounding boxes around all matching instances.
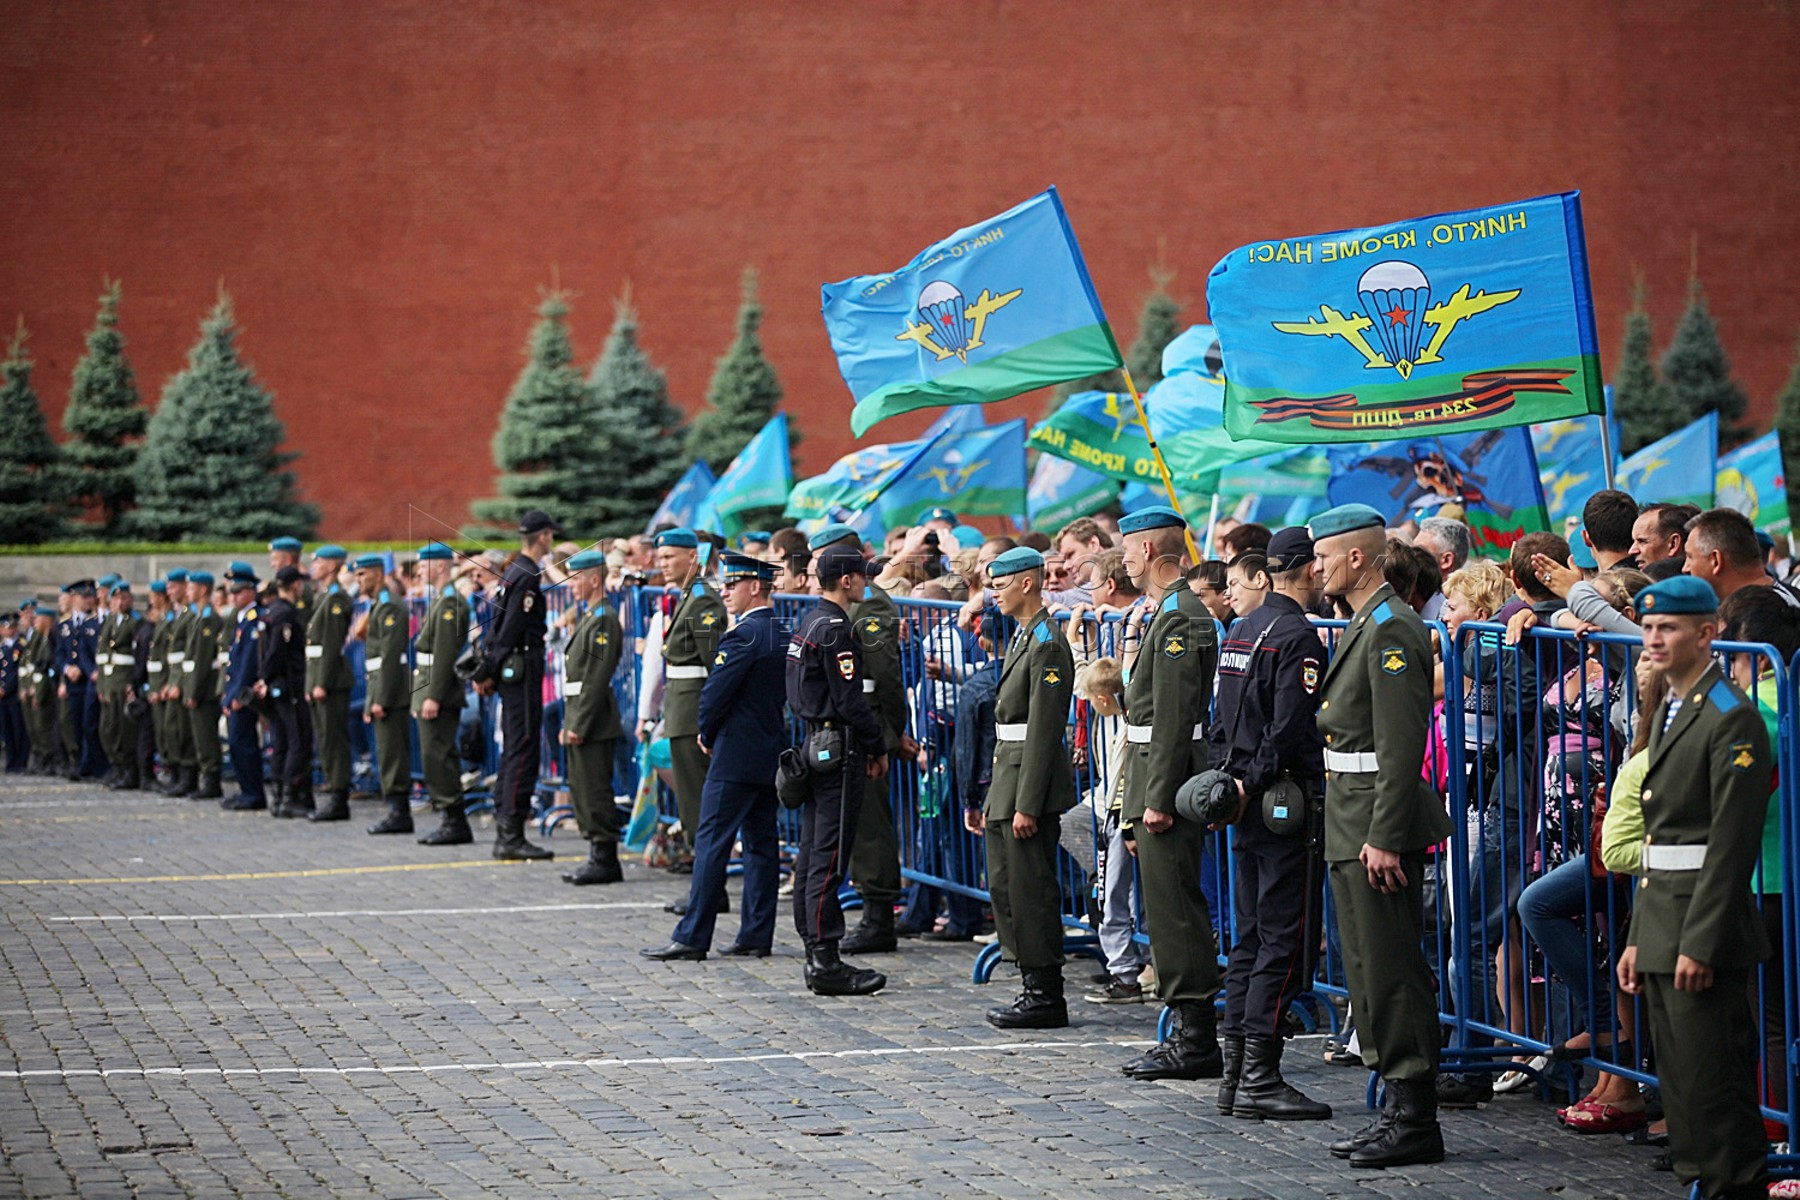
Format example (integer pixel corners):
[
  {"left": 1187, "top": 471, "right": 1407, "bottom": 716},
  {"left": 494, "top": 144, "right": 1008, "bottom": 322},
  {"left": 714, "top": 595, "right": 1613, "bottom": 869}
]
[
  {"left": 1326, "top": 426, "right": 1549, "bottom": 554},
  {"left": 1027, "top": 455, "right": 1117, "bottom": 530},
  {"left": 1209, "top": 192, "right": 1605, "bottom": 444},
  {"left": 1717, "top": 430, "right": 1790, "bottom": 533},
  {"left": 698, "top": 414, "right": 791, "bottom": 536},
  {"left": 1160, "top": 323, "right": 1227, "bottom": 384},
  {"left": 873, "top": 418, "right": 1029, "bottom": 525},
  {"left": 1531, "top": 415, "right": 1610, "bottom": 529},
  {"left": 822, "top": 188, "right": 1123, "bottom": 436},
  {"left": 645, "top": 461, "right": 718, "bottom": 534},
  {"left": 785, "top": 405, "right": 989, "bottom": 522},
  {"left": 1617, "top": 411, "right": 1718, "bottom": 509}
]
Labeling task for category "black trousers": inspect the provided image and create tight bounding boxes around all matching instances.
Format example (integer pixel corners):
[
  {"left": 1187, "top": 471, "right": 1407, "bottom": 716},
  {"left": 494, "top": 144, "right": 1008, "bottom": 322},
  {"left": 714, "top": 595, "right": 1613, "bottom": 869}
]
[
  {"left": 268, "top": 697, "right": 313, "bottom": 791},
  {"left": 793, "top": 747, "right": 864, "bottom": 950},
  {"left": 1222, "top": 824, "right": 1319, "bottom": 1039},
  {"left": 494, "top": 664, "right": 543, "bottom": 824}
]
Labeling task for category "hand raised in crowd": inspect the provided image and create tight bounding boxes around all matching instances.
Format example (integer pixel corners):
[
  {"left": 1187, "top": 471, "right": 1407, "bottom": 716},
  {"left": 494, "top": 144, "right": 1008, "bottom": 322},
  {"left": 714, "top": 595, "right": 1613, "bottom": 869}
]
[{"left": 1530, "top": 552, "right": 1579, "bottom": 599}]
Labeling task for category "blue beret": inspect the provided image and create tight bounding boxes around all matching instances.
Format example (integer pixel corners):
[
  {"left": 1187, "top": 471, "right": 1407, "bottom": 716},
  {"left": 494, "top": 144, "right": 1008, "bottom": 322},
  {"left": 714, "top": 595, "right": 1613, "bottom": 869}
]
[
  {"left": 97, "top": 573, "right": 120, "bottom": 589},
  {"left": 721, "top": 551, "right": 775, "bottom": 582},
  {"left": 808, "top": 523, "right": 858, "bottom": 552},
  {"left": 165, "top": 568, "right": 189, "bottom": 583},
  {"left": 1756, "top": 529, "right": 1776, "bottom": 554},
  {"left": 1636, "top": 575, "right": 1718, "bottom": 616},
  {"left": 19, "top": 599, "right": 37, "bottom": 611},
  {"left": 923, "top": 506, "right": 958, "bottom": 526},
  {"left": 269, "top": 536, "right": 304, "bottom": 553},
  {"left": 950, "top": 526, "right": 984, "bottom": 549},
  {"left": 738, "top": 532, "right": 771, "bottom": 548},
  {"left": 149, "top": 581, "right": 167, "bottom": 595},
  {"left": 352, "top": 554, "right": 386, "bottom": 572},
  {"left": 655, "top": 527, "right": 698, "bottom": 549},
  {"left": 566, "top": 550, "right": 606, "bottom": 571},
  {"left": 227, "top": 561, "right": 256, "bottom": 579},
  {"left": 186, "top": 571, "right": 215, "bottom": 587},
  {"left": 1307, "top": 503, "right": 1387, "bottom": 540},
  {"left": 112, "top": 579, "right": 132, "bottom": 592},
  {"left": 313, "top": 544, "right": 348, "bottom": 561},
  {"left": 417, "top": 542, "right": 454, "bottom": 562},
  {"left": 1118, "top": 506, "right": 1185, "bottom": 535},
  {"left": 987, "top": 547, "right": 1045, "bottom": 578},
  {"left": 1569, "top": 528, "right": 1597, "bottom": 570}
]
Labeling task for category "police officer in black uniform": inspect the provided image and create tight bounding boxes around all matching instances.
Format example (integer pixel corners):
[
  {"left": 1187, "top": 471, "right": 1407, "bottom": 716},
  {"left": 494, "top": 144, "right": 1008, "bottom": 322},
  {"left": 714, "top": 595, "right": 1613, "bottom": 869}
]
[
  {"left": 260, "top": 566, "right": 314, "bottom": 818},
  {"left": 1207, "top": 530, "right": 1332, "bottom": 1122},
  {"left": 786, "top": 543, "right": 889, "bottom": 997},
  {"left": 473, "top": 510, "right": 559, "bottom": 862}
]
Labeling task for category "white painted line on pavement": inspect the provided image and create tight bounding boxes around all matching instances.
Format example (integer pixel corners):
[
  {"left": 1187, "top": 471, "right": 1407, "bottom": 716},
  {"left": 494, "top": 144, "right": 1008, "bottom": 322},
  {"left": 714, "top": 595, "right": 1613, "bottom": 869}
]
[
  {"left": 49, "top": 901, "right": 673, "bottom": 923},
  {"left": 0, "top": 1040, "right": 1160, "bottom": 1082}
]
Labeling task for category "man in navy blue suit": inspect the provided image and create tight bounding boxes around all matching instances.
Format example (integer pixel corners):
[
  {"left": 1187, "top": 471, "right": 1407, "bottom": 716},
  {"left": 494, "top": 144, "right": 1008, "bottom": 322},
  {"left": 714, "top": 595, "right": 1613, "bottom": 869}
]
[{"left": 643, "top": 553, "right": 790, "bottom": 961}]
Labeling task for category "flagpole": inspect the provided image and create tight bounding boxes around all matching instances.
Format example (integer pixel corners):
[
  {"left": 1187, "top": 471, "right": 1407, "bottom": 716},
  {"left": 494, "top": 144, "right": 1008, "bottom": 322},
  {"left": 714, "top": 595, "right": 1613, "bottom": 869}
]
[
  {"left": 1121, "top": 367, "right": 1203, "bottom": 562},
  {"left": 1202, "top": 493, "right": 1222, "bottom": 560},
  {"left": 1598, "top": 397, "right": 1617, "bottom": 490}
]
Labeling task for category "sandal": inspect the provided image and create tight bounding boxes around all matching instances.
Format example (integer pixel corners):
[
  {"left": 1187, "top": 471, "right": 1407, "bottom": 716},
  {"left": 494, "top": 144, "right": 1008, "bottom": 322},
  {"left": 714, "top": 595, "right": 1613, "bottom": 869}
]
[
  {"left": 1767, "top": 1180, "right": 1800, "bottom": 1198},
  {"left": 1561, "top": 1100, "right": 1647, "bottom": 1135},
  {"left": 1495, "top": 1055, "right": 1549, "bottom": 1093}
]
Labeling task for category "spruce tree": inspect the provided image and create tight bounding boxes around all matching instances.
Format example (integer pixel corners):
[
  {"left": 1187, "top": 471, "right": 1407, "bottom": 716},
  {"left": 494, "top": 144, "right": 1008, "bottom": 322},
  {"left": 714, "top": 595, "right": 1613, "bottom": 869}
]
[
  {"left": 685, "top": 268, "right": 790, "bottom": 473},
  {"left": 1775, "top": 329, "right": 1800, "bottom": 526},
  {"left": 1124, "top": 268, "right": 1181, "bottom": 391},
  {"left": 62, "top": 280, "right": 147, "bottom": 534},
  {"left": 129, "top": 293, "right": 318, "bottom": 541},
  {"left": 467, "top": 293, "right": 596, "bottom": 539},
  {"left": 584, "top": 297, "right": 689, "bottom": 538},
  {"left": 0, "top": 321, "right": 68, "bottom": 544},
  {"left": 1660, "top": 274, "right": 1751, "bottom": 449},
  {"left": 1613, "top": 276, "right": 1681, "bottom": 457}
]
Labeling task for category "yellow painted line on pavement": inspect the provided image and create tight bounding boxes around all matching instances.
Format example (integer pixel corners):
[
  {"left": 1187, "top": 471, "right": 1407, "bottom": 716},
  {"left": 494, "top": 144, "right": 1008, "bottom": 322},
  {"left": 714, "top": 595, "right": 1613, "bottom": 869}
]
[{"left": 0, "top": 860, "right": 520, "bottom": 886}]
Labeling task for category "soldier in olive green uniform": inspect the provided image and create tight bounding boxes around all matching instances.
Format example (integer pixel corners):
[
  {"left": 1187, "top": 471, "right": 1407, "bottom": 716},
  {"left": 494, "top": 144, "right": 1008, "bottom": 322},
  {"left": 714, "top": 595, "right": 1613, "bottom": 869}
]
[
  {"left": 23, "top": 605, "right": 59, "bottom": 775},
  {"left": 357, "top": 555, "right": 414, "bottom": 836},
  {"left": 305, "top": 545, "right": 354, "bottom": 822},
  {"left": 97, "top": 580, "right": 142, "bottom": 788},
  {"left": 179, "top": 570, "right": 225, "bottom": 799},
  {"left": 412, "top": 543, "right": 472, "bottom": 846},
  {"left": 559, "top": 550, "right": 625, "bottom": 886},
  {"left": 976, "top": 547, "right": 1076, "bottom": 1029},
  {"left": 1618, "top": 576, "right": 1772, "bottom": 1200},
  {"left": 1113, "top": 507, "right": 1224, "bottom": 1082},
  {"left": 156, "top": 571, "right": 199, "bottom": 795},
  {"left": 1308, "top": 504, "right": 1453, "bottom": 1170},
  {"left": 652, "top": 528, "right": 725, "bottom": 864},
  {"left": 145, "top": 582, "right": 178, "bottom": 786}
]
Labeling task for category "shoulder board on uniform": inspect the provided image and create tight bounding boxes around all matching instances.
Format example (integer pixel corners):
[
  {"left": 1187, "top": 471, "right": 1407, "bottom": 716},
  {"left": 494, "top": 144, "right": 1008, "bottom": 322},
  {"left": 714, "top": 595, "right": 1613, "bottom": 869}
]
[
  {"left": 1708, "top": 679, "right": 1741, "bottom": 714},
  {"left": 1160, "top": 592, "right": 1180, "bottom": 613},
  {"left": 692, "top": 582, "right": 707, "bottom": 597},
  {"left": 1033, "top": 620, "right": 1051, "bottom": 643},
  {"left": 1371, "top": 601, "right": 1394, "bottom": 625}
]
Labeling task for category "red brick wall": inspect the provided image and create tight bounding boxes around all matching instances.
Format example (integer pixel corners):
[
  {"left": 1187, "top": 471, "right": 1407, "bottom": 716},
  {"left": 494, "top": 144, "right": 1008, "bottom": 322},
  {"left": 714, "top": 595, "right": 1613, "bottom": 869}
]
[{"left": 3, "top": 1, "right": 1795, "bottom": 540}]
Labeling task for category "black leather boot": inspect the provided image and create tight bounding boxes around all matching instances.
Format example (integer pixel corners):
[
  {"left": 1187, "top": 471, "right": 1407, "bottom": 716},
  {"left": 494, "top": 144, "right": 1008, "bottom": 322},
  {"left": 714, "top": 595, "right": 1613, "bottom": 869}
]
[
  {"left": 838, "top": 904, "right": 898, "bottom": 955},
  {"left": 1234, "top": 1036, "right": 1332, "bottom": 1121},
  {"left": 418, "top": 802, "right": 473, "bottom": 845},
  {"left": 562, "top": 840, "right": 623, "bottom": 885},
  {"left": 987, "top": 966, "right": 1069, "bottom": 1029},
  {"left": 109, "top": 768, "right": 140, "bottom": 791},
  {"left": 1121, "top": 1001, "right": 1224, "bottom": 1080},
  {"left": 804, "top": 943, "right": 885, "bottom": 996},
  {"left": 308, "top": 788, "right": 351, "bottom": 822},
  {"left": 167, "top": 766, "right": 196, "bottom": 798},
  {"left": 367, "top": 794, "right": 415, "bottom": 835},
  {"left": 492, "top": 816, "right": 553, "bottom": 861},
  {"left": 1349, "top": 1078, "right": 1444, "bottom": 1168},
  {"left": 1330, "top": 1086, "right": 1397, "bottom": 1158},
  {"left": 1217, "top": 1036, "right": 1245, "bottom": 1115},
  {"left": 192, "top": 769, "right": 223, "bottom": 799},
  {"left": 273, "top": 781, "right": 310, "bottom": 819}
]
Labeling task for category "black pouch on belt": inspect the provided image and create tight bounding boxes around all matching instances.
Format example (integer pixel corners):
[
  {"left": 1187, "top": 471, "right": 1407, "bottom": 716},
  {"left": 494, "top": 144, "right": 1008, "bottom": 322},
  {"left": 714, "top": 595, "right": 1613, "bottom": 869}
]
[
  {"left": 806, "top": 727, "right": 846, "bottom": 775},
  {"left": 1261, "top": 774, "right": 1308, "bottom": 837}
]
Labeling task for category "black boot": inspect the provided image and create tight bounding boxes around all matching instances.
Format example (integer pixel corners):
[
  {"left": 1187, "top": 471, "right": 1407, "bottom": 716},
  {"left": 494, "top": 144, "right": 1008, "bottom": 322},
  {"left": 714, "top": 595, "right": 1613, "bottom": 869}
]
[
  {"left": 1349, "top": 1078, "right": 1444, "bottom": 1168},
  {"left": 109, "top": 768, "right": 139, "bottom": 791},
  {"left": 1217, "top": 1036, "right": 1245, "bottom": 1115},
  {"left": 492, "top": 816, "right": 553, "bottom": 861},
  {"left": 562, "top": 840, "right": 623, "bottom": 885},
  {"left": 272, "top": 781, "right": 308, "bottom": 819},
  {"left": 804, "top": 943, "right": 885, "bottom": 996},
  {"left": 308, "top": 788, "right": 351, "bottom": 822},
  {"left": 987, "top": 966, "right": 1069, "bottom": 1029},
  {"left": 192, "top": 769, "right": 223, "bottom": 800},
  {"left": 367, "top": 794, "right": 415, "bottom": 835},
  {"left": 1329, "top": 1091, "right": 1397, "bottom": 1159},
  {"left": 418, "top": 802, "right": 473, "bottom": 845},
  {"left": 167, "top": 766, "right": 196, "bottom": 798},
  {"left": 1233, "top": 1036, "right": 1332, "bottom": 1121},
  {"left": 838, "top": 904, "right": 898, "bottom": 955},
  {"left": 1121, "top": 1001, "right": 1224, "bottom": 1080}
]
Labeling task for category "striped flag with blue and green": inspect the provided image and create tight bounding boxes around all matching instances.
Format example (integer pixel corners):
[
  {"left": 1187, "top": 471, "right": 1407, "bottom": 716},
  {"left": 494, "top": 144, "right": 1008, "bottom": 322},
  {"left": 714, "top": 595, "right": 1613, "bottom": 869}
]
[
  {"left": 1209, "top": 192, "right": 1605, "bottom": 444},
  {"left": 823, "top": 188, "right": 1123, "bottom": 436},
  {"left": 694, "top": 414, "right": 791, "bottom": 536}
]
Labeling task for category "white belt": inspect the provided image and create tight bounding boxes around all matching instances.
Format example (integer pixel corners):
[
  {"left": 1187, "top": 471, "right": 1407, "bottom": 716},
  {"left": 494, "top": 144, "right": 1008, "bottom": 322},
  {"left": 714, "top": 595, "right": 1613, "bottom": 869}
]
[
  {"left": 30, "top": 671, "right": 42, "bottom": 682},
  {"left": 305, "top": 645, "right": 324, "bottom": 659},
  {"left": 1125, "top": 723, "right": 1204, "bottom": 743},
  {"left": 148, "top": 661, "right": 163, "bottom": 673},
  {"left": 414, "top": 652, "right": 434, "bottom": 666},
  {"left": 111, "top": 653, "right": 134, "bottom": 666},
  {"left": 1325, "top": 749, "right": 1379, "bottom": 773},
  {"left": 666, "top": 665, "right": 708, "bottom": 680},
  {"left": 365, "top": 656, "right": 383, "bottom": 672},
  {"left": 563, "top": 679, "right": 583, "bottom": 697},
  {"left": 166, "top": 651, "right": 186, "bottom": 663},
  {"left": 182, "top": 660, "right": 195, "bottom": 672},
  {"left": 215, "top": 653, "right": 228, "bottom": 668},
  {"left": 995, "top": 723, "right": 1028, "bottom": 741},
  {"left": 862, "top": 679, "right": 875, "bottom": 694},
  {"left": 1642, "top": 844, "right": 1707, "bottom": 871}
]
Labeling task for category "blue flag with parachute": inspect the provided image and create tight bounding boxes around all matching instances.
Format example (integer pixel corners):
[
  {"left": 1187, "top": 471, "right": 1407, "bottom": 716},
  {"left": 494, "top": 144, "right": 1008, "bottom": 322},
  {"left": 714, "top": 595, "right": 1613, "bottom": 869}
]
[
  {"left": 871, "top": 419, "right": 1028, "bottom": 526},
  {"left": 694, "top": 414, "right": 791, "bottom": 537},
  {"left": 645, "top": 461, "right": 718, "bottom": 534},
  {"left": 1027, "top": 455, "right": 1117, "bottom": 530},
  {"left": 1616, "top": 411, "right": 1718, "bottom": 509},
  {"left": 1716, "top": 430, "right": 1790, "bottom": 533}
]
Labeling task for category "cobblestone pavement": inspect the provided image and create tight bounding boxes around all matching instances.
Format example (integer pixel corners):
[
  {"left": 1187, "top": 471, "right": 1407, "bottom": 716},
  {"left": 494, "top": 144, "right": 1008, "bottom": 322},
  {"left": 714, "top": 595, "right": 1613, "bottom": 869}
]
[{"left": 0, "top": 775, "right": 1678, "bottom": 1199}]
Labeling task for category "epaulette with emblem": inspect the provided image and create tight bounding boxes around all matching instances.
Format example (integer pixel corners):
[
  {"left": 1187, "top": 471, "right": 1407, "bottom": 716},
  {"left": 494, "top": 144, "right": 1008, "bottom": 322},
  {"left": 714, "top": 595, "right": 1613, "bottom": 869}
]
[{"left": 1708, "top": 679, "right": 1741, "bottom": 714}]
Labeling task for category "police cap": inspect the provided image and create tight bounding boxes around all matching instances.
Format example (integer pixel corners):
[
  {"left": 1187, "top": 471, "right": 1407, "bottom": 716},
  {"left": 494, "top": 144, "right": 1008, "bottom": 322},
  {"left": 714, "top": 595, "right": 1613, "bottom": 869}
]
[
  {"left": 274, "top": 565, "right": 305, "bottom": 586},
  {"left": 1266, "top": 527, "right": 1316, "bottom": 572},
  {"left": 815, "top": 544, "right": 871, "bottom": 586},
  {"left": 1175, "top": 769, "right": 1241, "bottom": 826},
  {"left": 1636, "top": 575, "right": 1719, "bottom": 616},
  {"left": 519, "top": 509, "right": 564, "bottom": 536}
]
